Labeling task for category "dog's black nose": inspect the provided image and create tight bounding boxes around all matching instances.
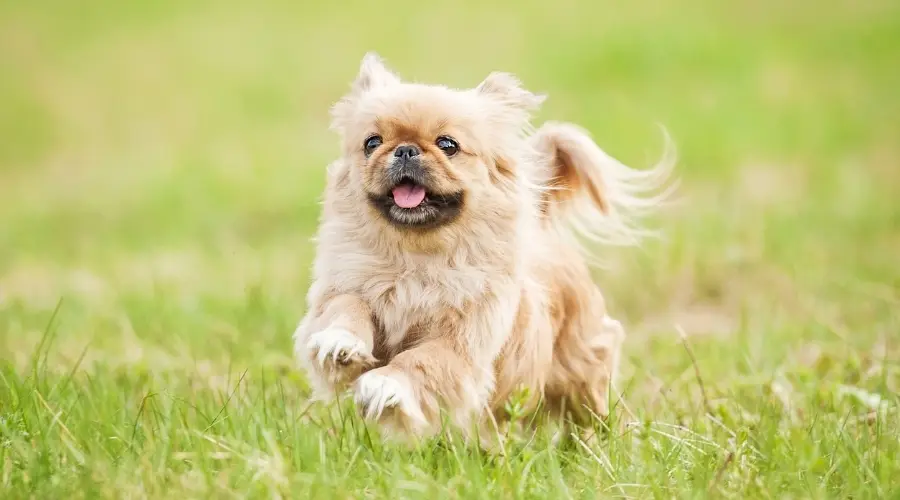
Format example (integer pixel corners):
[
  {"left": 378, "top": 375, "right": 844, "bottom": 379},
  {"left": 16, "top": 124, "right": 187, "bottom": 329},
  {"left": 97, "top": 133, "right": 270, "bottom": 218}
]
[{"left": 393, "top": 145, "right": 420, "bottom": 160}]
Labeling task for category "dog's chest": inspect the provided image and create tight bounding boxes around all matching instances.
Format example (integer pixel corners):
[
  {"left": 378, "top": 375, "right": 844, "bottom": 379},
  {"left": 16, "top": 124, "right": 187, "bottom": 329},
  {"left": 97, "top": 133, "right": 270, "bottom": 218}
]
[{"left": 334, "top": 255, "right": 489, "bottom": 351}]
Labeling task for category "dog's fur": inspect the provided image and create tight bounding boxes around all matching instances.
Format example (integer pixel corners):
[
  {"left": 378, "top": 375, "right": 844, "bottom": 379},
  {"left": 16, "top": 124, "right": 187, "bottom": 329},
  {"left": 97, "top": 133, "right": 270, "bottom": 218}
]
[{"left": 294, "top": 53, "right": 675, "bottom": 437}]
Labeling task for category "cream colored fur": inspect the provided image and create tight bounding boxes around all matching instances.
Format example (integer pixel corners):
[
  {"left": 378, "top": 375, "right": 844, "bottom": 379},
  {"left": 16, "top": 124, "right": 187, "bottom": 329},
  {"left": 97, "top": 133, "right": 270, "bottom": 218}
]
[{"left": 293, "top": 53, "right": 675, "bottom": 438}]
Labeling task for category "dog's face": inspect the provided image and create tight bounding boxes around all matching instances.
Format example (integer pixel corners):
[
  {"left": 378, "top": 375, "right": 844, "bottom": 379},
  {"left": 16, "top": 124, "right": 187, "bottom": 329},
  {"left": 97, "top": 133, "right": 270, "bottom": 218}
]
[
  {"left": 329, "top": 54, "right": 544, "bottom": 232},
  {"left": 357, "top": 102, "right": 471, "bottom": 230}
]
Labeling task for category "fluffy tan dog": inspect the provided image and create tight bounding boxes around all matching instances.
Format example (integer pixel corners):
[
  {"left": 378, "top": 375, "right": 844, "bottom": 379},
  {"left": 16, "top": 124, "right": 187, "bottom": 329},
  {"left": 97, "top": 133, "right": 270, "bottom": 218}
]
[{"left": 293, "top": 53, "right": 674, "bottom": 438}]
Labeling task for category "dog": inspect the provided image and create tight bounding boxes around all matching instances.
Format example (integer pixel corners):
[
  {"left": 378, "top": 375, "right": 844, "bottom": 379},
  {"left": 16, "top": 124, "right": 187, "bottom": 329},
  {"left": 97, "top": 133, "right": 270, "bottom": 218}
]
[{"left": 293, "top": 53, "right": 674, "bottom": 438}]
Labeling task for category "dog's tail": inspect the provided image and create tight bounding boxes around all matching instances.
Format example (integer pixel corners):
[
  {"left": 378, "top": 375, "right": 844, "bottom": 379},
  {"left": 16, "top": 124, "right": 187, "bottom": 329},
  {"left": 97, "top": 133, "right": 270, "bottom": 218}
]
[{"left": 531, "top": 122, "right": 677, "bottom": 249}]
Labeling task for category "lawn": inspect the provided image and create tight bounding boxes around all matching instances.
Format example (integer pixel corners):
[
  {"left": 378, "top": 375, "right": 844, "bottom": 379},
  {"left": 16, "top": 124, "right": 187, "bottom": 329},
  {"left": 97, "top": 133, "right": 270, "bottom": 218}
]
[{"left": 1, "top": 0, "right": 899, "bottom": 497}]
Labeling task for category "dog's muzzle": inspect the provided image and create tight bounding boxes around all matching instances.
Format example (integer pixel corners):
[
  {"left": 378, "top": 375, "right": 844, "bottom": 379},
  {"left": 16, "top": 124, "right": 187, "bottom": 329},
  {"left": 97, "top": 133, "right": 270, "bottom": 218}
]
[{"left": 385, "top": 157, "right": 429, "bottom": 187}]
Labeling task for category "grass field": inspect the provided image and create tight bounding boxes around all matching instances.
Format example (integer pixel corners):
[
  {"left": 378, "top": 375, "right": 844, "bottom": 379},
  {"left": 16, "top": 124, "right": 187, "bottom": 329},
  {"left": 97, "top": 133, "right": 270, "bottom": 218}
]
[{"left": 2, "top": 0, "right": 899, "bottom": 497}]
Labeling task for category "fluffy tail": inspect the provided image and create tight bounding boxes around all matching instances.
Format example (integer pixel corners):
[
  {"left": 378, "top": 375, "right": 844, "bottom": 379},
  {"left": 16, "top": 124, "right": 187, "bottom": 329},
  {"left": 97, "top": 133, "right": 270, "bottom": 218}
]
[{"left": 531, "top": 122, "right": 677, "bottom": 249}]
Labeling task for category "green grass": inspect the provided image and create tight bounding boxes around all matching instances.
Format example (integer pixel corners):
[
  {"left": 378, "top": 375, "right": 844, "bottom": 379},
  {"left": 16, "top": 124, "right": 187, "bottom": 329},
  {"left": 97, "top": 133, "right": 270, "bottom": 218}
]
[{"left": 2, "top": 0, "right": 899, "bottom": 497}]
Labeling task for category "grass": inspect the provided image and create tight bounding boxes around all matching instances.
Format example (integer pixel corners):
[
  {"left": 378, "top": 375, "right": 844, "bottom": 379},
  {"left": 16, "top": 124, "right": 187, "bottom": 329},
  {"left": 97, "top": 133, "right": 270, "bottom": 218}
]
[{"left": 1, "top": 0, "right": 899, "bottom": 497}]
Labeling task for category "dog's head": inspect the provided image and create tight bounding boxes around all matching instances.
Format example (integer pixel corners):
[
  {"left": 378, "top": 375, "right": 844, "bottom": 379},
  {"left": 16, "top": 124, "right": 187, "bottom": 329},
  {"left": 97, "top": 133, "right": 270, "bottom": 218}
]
[{"left": 329, "top": 53, "right": 544, "bottom": 233}]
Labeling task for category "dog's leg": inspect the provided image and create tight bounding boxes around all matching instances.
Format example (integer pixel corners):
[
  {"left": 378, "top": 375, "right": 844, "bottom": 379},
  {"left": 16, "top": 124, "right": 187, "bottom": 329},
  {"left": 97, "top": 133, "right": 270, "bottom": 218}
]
[
  {"left": 353, "top": 337, "right": 490, "bottom": 437},
  {"left": 546, "top": 309, "right": 624, "bottom": 425},
  {"left": 352, "top": 298, "right": 516, "bottom": 438},
  {"left": 587, "top": 315, "right": 625, "bottom": 417},
  {"left": 293, "top": 294, "right": 378, "bottom": 398}
]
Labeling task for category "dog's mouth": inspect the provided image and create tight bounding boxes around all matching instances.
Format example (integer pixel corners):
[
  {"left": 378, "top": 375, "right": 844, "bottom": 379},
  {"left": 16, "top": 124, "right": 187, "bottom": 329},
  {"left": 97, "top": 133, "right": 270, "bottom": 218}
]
[
  {"left": 390, "top": 181, "right": 427, "bottom": 209},
  {"left": 368, "top": 177, "right": 464, "bottom": 230}
]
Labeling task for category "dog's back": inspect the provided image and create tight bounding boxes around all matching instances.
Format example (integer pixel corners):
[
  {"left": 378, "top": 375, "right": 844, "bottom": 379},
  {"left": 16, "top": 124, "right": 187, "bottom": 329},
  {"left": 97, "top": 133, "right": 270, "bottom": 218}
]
[{"left": 492, "top": 123, "right": 675, "bottom": 422}]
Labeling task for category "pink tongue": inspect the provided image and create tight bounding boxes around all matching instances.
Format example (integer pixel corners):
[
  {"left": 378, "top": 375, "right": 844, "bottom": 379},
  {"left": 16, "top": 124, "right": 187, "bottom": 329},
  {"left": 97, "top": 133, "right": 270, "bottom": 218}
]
[{"left": 392, "top": 184, "right": 426, "bottom": 208}]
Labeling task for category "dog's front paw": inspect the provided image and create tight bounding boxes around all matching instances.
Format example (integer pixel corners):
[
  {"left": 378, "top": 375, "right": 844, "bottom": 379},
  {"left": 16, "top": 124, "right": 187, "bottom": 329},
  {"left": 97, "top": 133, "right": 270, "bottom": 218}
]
[
  {"left": 354, "top": 368, "right": 428, "bottom": 433},
  {"left": 304, "top": 327, "right": 376, "bottom": 386}
]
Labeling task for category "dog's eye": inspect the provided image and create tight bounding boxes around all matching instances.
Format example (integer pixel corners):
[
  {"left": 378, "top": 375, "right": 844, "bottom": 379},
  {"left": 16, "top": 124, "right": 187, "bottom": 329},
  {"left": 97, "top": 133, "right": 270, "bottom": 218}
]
[
  {"left": 364, "top": 135, "right": 383, "bottom": 156},
  {"left": 436, "top": 136, "right": 459, "bottom": 157}
]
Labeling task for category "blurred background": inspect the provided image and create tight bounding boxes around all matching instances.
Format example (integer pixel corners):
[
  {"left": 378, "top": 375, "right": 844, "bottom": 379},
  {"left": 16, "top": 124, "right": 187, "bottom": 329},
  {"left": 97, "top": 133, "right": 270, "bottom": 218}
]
[{"left": 1, "top": 0, "right": 898, "bottom": 383}]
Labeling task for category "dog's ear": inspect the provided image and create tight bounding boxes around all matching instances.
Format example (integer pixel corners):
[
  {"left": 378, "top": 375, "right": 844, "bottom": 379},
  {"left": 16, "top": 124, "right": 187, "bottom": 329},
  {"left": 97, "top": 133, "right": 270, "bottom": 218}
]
[
  {"left": 351, "top": 52, "right": 401, "bottom": 94},
  {"left": 476, "top": 72, "right": 545, "bottom": 112},
  {"left": 331, "top": 52, "right": 400, "bottom": 134}
]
